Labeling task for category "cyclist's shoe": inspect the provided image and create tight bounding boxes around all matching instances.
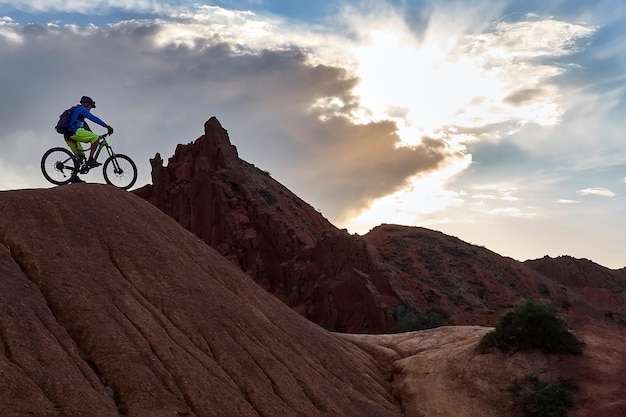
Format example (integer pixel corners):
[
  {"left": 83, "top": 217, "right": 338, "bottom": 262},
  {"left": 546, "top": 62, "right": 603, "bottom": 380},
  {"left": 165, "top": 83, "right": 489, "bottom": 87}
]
[
  {"left": 86, "top": 158, "right": 102, "bottom": 168},
  {"left": 70, "top": 176, "right": 85, "bottom": 184}
]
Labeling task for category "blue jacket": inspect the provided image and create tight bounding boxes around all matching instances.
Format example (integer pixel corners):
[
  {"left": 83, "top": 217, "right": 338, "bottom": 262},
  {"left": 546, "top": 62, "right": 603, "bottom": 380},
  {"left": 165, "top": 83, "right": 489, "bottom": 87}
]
[{"left": 68, "top": 104, "right": 108, "bottom": 133}]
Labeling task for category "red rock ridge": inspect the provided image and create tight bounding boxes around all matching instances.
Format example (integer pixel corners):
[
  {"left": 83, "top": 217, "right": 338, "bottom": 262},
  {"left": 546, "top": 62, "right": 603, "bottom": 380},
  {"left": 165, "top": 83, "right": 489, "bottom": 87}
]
[
  {"left": 134, "top": 117, "right": 397, "bottom": 332},
  {"left": 134, "top": 117, "right": 626, "bottom": 334}
]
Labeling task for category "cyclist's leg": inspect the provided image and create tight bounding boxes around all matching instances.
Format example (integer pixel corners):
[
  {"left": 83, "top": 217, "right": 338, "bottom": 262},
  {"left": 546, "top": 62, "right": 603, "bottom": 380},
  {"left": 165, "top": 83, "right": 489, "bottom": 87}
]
[
  {"left": 64, "top": 138, "right": 84, "bottom": 157},
  {"left": 70, "top": 129, "right": 99, "bottom": 160}
]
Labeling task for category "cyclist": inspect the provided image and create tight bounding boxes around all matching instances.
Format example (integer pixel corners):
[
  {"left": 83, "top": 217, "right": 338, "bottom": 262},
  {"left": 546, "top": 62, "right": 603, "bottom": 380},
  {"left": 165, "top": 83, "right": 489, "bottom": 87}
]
[{"left": 65, "top": 96, "right": 114, "bottom": 171}]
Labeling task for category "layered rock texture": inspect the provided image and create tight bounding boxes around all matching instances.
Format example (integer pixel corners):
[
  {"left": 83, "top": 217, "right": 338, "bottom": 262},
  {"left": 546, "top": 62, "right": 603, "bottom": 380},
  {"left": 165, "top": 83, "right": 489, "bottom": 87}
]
[
  {"left": 1, "top": 185, "right": 624, "bottom": 416},
  {"left": 0, "top": 186, "right": 399, "bottom": 417},
  {"left": 134, "top": 117, "right": 626, "bottom": 335}
]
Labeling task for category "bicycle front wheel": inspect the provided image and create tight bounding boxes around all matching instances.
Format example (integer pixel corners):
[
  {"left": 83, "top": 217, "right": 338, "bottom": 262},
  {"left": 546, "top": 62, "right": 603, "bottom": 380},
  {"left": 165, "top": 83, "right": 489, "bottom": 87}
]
[
  {"left": 103, "top": 154, "right": 137, "bottom": 190},
  {"left": 41, "top": 147, "right": 79, "bottom": 185}
]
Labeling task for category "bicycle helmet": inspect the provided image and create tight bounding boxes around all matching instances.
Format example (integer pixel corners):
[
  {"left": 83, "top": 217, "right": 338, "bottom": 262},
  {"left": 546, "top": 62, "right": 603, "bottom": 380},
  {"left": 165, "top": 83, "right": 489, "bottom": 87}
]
[{"left": 80, "top": 96, "right": 96, "bottom": 108}]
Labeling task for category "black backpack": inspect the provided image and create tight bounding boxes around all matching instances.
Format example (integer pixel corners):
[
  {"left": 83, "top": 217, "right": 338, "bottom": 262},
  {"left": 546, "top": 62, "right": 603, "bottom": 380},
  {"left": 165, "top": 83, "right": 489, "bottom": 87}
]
[{"left": 54, "top": 106, "right": 77, "bottom": 134}]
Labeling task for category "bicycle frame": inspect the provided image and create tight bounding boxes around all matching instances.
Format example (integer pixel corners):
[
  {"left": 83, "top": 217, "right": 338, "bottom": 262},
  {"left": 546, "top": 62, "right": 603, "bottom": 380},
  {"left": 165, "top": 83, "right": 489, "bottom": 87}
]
[
  {"left": 69, "top": 134, "right": 116, "bottom": 174},
  {"left": 70, "top": 135, "right": 113, "bottom": 164},
  {"left": 89, "top": 133, "right": 110, "bottom": 157}
]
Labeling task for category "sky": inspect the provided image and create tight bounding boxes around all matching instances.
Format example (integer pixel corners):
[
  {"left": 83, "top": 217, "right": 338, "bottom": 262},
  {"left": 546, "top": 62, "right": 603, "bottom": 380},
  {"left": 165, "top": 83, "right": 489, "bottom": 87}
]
[{"left": 0, "top": 0, "right": 624, "bottom": 269}]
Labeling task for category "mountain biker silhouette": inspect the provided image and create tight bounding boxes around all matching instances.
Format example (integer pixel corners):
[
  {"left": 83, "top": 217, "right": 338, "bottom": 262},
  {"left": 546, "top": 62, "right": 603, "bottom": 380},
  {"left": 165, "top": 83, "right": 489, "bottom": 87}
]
[{"left": 64, "top": 96, "right": 114, "bottom": 183}]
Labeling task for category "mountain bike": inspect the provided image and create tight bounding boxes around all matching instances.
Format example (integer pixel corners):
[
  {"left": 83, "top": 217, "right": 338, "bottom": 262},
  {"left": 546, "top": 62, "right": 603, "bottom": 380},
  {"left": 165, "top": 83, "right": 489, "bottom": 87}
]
[{"left": 41, "top": 133, "right": 137, "bottom": 190}]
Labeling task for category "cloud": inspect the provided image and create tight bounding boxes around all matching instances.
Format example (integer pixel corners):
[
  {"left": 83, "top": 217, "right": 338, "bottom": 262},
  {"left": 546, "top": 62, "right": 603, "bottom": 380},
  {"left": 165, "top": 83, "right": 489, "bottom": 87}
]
[
  {"left": 0, "top": 0, "right": 180, "bottom": 14},
  {"left": 504, "top": 88, "right": 548, "bottom": 106},
  {"left": 0, "top": 3, "right": 616, "bottom": 233},
  {"left": 489, "top": 207, "right": 522, "bottom": 216},
  {"left": 577, "top": 188, "right": 616, "bottom": 198},
  {"left": 556, "top": 199, "right": 580, "bottom": 204},
  {"left": 0, "top": 8, "right": 458, "bottom": 218},
  {"left": 471, "top": 194, "right": 498, "bottom": 200},
  {"left": 470, "top": 18, "right": 596, "bottom": 58},
  {"left": 470, "top": 186, "right": 519, "bottom": 202}
]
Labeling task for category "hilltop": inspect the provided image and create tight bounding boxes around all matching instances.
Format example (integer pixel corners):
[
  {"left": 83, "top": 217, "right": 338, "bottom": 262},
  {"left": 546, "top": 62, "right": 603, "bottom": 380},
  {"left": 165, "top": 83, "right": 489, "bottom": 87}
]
[{"left": 0, "top": 185, "right": 399, "bottom": 416}]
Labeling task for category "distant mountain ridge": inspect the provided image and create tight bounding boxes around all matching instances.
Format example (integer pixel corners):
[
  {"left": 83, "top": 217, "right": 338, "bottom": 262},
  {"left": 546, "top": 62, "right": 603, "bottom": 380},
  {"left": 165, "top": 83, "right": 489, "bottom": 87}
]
[{"left": 134, "top": 117, "right": 626, "bottom": 333}]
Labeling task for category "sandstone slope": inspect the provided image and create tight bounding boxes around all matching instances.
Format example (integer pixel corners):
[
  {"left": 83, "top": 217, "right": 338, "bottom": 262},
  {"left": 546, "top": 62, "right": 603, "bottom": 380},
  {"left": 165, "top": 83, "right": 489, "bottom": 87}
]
[
  {"left": 343, "top": 322, "right": 626, "bottom": 417},
  {"left": 0, "top": 185, "right": 399, "bottom": 417},
  {"left": 1, "top": 185, "right": 625, "bottom": 417}
]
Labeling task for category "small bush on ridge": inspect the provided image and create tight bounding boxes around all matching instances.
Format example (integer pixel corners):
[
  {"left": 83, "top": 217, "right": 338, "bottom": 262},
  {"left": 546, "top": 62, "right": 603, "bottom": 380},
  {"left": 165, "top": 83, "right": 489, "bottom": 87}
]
[{"left": 479, "top": 298, "right": 583, "bottom": 354}]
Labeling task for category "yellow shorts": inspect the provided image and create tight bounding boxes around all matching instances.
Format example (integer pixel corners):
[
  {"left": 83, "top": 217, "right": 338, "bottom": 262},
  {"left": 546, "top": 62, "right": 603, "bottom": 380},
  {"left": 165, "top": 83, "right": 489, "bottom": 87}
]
[{"left": 66, "top": 128, "right": 99, "bottom": 155}]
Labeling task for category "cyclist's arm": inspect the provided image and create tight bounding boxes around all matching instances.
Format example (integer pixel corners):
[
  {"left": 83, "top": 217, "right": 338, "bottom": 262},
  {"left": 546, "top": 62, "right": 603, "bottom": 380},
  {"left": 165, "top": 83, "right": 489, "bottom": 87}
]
[
  {"left": 70, "top": 105, "right": 109, "bottom": 130},
  {"left": 82, "top": 110, "right": 109, "bottom": 128}
]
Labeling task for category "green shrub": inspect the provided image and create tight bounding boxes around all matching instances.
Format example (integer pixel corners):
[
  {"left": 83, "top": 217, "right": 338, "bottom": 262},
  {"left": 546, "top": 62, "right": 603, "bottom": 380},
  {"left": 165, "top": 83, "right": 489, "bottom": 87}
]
[
  {"left": 510, "top": 375, "right": 574, "bottom": 417},
  {"left": 389, "top": 305, "right": 448, "bottom": 333},
  {"left": 479, "top": 298, "right": 583, "bottom": 354}
]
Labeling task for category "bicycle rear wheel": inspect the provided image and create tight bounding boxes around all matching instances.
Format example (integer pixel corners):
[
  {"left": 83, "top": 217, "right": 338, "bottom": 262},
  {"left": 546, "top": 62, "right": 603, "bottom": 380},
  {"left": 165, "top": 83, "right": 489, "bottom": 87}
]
[
  {"left": 41, "top": 147, "right": 79, "bottom": 185},
  {"left": 103, "top": 154, "right": 137, "bottom": 190}
]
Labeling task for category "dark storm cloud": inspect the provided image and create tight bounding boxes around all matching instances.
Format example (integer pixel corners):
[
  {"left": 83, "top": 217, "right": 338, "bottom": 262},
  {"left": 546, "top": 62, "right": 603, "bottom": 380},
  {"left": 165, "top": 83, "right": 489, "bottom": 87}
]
[{"left": 0, "top": 18, "right": 454, "bottom": 216}]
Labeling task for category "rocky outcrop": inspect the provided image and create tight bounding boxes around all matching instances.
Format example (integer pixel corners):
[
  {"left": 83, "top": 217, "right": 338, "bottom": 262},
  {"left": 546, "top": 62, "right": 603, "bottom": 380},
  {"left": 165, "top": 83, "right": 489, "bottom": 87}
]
[
  {"left": 134, "top": 117, "right": 398, "bottom": 332},
  {"left": 134, "top": 117, "right": 626, "bottom": 334}
]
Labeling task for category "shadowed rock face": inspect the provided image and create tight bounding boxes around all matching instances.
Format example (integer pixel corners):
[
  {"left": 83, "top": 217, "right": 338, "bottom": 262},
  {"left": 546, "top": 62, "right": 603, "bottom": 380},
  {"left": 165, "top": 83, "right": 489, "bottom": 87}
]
[
  {"left": 0, "top": 185, "right": 400, "bottom": 417},
  {"left": 134, "top": 117, "right": 396, "bottom": 333},
  {"left": 134, "top": 117, "right": 626, "bottom": 334}
]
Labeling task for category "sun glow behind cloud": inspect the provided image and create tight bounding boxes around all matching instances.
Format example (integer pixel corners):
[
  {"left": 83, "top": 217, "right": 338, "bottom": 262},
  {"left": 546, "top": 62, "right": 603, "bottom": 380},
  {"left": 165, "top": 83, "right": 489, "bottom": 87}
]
[
  {"left": 351, "top": 30, "right": 483, "bottom": 144},
  {"left": 339, "top": 153, "right": 471, "bottom": 233},
  {"left": 328, "top": 8, "right": 596, "bottom": 234}
]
